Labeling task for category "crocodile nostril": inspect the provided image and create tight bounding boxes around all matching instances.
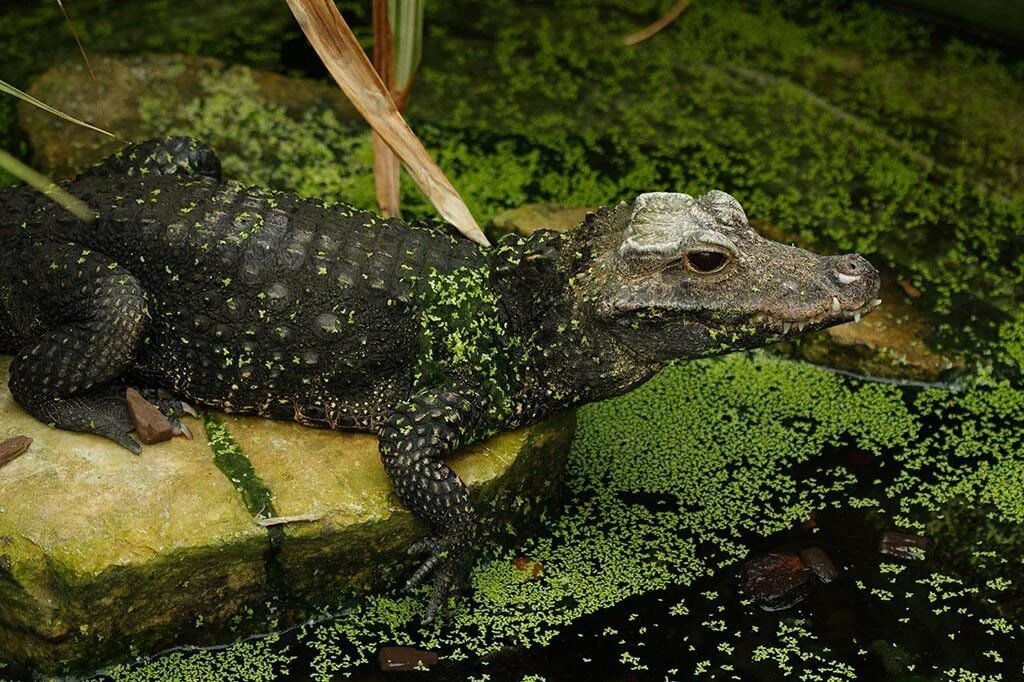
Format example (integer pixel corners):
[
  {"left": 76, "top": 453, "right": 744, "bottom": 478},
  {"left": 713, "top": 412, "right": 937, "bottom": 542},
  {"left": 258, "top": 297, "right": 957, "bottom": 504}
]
[{"left": 833, "top": 254, "right": 874, "bottom": 285}]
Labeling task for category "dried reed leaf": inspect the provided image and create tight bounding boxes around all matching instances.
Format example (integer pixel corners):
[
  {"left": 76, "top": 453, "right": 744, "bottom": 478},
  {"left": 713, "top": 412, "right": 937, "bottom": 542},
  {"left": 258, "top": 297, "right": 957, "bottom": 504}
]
[
  {"left": 623, "top": 0, "right": 693, "bottom": 46},
  {"left": 286, "top": 0, "right": 489, "bottom": 245},
  {"left": 0, "top": 150, "right": 96, "bottom": 221},
  {"left": 373, "top": 132, "right": 402, "bottom": 217}
]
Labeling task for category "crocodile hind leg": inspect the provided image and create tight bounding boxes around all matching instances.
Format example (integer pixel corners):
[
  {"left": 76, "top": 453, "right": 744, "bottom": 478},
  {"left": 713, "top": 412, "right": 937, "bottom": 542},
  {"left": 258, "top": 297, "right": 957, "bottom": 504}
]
[
  {"left": 77, "top": 136, "right": 222, "bottom": 181},
  {"left": 378, "top": 383, "right": 494, "bottom": 622},
  {"left": 5, "top": 241, "right": 155, "bottom": 452}
]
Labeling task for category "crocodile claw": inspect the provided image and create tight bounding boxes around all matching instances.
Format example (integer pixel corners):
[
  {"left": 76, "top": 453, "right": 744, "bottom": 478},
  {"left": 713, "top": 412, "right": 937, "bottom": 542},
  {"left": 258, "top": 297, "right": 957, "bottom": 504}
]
[
  {"left": 402, "top": 529, "right": 474, "bottom": 624},
  {"left": 171, "top": 419, "right": 194, "bottom": 440}
]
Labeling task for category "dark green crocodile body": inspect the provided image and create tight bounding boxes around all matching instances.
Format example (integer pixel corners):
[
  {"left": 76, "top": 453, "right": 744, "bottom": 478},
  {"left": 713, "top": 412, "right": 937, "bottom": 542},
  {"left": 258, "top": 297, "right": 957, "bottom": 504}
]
[{"left": 0, "top": 137, "right": 882, "bottom": 621}]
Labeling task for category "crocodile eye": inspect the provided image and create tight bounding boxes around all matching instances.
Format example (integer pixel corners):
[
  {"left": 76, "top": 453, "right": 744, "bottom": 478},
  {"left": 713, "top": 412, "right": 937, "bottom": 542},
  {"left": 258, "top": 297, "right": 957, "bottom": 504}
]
[{"left": 683, "top": 249, "right": 730, "bottom": 274}]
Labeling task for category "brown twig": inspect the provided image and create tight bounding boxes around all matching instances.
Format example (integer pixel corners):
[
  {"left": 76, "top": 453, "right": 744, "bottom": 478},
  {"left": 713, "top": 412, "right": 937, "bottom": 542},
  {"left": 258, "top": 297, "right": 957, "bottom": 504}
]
[
  {"left": 623, "top": 0, "right": 693, "bottom": 46},
  {"left": 56, "top": 0, "right": 109, "bottom": 129},
  {"left": 285, "top": 0, "right": 489, "bottom": 245},
  {"left": 256, "top": 513, "right": 323, "bottom": 527}
]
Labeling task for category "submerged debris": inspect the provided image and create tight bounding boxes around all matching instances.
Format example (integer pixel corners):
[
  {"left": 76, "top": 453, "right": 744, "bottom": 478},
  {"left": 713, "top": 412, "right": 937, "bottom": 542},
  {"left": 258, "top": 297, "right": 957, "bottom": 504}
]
[
  {"left": 742, "top": 552, "right": 813, "bottom": 611},
  {"left": 378, "top": 646, "right": 438, "bottom": 672},
  {"left": 0, "top": 436, "right": 32, "bottom": 469},
  {"left": 512, "top": 556, "right": 545, "bottom": 579},
  {"left": 799, "top": 547, "right": 839, "bottom": 584},
  {"left": 879, "top": 531, "right": 929, "bottom": 561}
]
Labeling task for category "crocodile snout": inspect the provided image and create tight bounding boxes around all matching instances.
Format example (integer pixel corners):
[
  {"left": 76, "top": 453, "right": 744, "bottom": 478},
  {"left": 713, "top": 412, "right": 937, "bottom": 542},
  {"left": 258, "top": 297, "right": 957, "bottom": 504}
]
[{"left": 830, "top": 253, "right": 880, "bottom": 306}]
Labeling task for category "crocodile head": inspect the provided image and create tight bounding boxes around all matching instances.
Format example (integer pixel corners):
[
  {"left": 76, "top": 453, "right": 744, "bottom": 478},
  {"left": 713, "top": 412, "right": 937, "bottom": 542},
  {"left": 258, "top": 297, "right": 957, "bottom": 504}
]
[{"left": 574, "top": 190, "right": 881, "bottom": 364}]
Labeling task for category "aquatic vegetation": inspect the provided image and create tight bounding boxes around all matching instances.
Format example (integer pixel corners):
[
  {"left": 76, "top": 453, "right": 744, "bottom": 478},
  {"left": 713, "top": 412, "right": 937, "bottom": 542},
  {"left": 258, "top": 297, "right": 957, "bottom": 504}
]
[{"left": 0, "top": 0, "right": 1022, "bottom": 678}]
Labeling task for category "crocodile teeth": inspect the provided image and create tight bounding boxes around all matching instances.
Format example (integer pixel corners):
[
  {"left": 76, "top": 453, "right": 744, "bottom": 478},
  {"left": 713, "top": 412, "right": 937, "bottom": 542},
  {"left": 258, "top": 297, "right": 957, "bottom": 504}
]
[
  {"left": 854, "top": 311, "right": 861, "bottom": 323},
  {"left": 782, "top": 322, "right": 792, "bottom": 334},
  {"left": 831, "top": 296, "right": 841, "bottom": 312},
  {"left": 872, "top": 298, "right": 882, "bottom": 306}
]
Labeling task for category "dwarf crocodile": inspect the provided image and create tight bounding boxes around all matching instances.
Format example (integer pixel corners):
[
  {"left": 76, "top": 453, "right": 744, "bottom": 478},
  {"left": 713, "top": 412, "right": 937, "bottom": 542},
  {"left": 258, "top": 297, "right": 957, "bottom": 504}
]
[{"left": 0, "top": 137, "right": 881, "bottom": 620}]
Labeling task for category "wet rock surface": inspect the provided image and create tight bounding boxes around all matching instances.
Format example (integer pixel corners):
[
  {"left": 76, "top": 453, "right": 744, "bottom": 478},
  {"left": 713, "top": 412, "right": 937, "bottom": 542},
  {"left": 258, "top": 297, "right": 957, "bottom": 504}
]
[
  {"left": 488, "top": 203, "right": 592, "bottom": 239},
  {"left": 378, "top": 646, "right": 439, "bottom": 672},
  {"left": 792, "top": 279, "right": 962, "bottom": 383},
  {"left": 879, "top": 530, "right": 930, "bottom": 561},
  {"left": 0, "top": 358, "right": 575, "bottom": 674},
  {"left": 799, "top": 547, "right": 839, "bottom": 584}
]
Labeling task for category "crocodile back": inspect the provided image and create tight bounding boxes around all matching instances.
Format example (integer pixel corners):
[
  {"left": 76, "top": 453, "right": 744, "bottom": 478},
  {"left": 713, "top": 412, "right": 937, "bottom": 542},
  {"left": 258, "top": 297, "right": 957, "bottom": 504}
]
[{"left": 16, "top": 173, "right": 488, "bottom": 420}]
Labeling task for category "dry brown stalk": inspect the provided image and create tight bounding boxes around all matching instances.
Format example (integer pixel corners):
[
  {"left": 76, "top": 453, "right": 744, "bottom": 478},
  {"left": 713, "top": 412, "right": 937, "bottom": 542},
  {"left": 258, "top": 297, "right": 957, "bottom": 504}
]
[
  {"left": 256, "top": 513, "right": 324, "bottom": 527},
  {"left": 372, "top": 0, "right": 402, "bottom": 218},
  {"left": 286, "top": 0, "right": 489, "bottom": 245},
  {"left": 623, "top": 0, "right": 693, "bottom": 46}
]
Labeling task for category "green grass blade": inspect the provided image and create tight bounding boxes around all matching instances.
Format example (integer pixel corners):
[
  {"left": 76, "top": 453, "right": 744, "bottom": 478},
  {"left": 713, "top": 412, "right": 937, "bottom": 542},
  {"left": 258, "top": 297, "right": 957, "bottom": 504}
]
[
  {"left": 0, "top": 150, "right": 95, "bottom": 221},
  {"left": 0, "top": 78, "right": 114, "bottom": 139},
  {"left": 388, "top": 0, "right": 424, "bottom": 93}
]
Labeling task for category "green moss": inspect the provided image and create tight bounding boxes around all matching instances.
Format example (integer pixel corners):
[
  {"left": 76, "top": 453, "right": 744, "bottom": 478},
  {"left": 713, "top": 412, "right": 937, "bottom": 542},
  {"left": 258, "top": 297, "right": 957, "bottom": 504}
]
[{"left": 204, "top": 414, "right": 276, "bottom": 519}]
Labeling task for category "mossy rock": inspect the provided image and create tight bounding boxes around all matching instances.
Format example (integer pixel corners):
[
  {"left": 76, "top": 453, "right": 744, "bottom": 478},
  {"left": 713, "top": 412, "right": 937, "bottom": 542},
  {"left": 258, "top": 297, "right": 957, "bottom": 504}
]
[
  {"left": 0, "top": 358, "right": 574, "bottom": 674},
  {"left": 19, "top": 53, "right": 358, "bottom": 178}
]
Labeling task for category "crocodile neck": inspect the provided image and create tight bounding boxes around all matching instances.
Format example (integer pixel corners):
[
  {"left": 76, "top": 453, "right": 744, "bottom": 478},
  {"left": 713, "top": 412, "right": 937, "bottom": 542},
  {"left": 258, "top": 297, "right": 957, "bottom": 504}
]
[{"left": 490, "top": 229, "right": 662, "bottom": 423}]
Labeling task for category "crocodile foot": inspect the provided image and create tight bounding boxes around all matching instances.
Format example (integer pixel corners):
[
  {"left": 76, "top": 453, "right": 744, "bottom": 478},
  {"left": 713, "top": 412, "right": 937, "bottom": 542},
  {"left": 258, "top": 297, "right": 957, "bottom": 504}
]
[{"left": 403, "top": 528, "right": 475, "bottom": 624}]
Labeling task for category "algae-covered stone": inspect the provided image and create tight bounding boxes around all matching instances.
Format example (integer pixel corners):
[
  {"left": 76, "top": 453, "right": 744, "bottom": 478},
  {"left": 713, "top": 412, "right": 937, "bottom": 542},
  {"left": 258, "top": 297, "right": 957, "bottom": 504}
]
[
  {"left": 0, "top": 359, "right": 267, "bottom": 673},
  {"left": 0, "top": 356, "right": 575, "bottom": 674},
  {"left": 19, "top": 54, "right": 357, "bottom": 178}
]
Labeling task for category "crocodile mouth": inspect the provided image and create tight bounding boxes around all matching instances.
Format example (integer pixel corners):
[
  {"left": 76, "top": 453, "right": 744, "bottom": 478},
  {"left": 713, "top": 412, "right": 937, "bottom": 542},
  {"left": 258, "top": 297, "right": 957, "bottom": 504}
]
[{"left": 750, "top": 296, "right": 882, "bottom": 334}]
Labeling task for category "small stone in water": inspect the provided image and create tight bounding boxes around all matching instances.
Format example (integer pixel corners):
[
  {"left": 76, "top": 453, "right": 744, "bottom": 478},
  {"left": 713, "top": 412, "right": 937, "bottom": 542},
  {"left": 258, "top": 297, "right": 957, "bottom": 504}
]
[
  {"left": 741, "top": 552, "right": 813, "bottom": 611},
  {"left": 0, "top": 436, "right": 32, "bottom": 469},
  {"left": 879, "top": 531, "right": 929, "bottom": 560},
  {"left": 126, "top": 388, "right": 174, "bottom": 444},
  {"left": 379, "top": 646, "right": 439, "bottom": 672},
  {"left": 800, "top": 547, "right": 839, "bottom": 583}
]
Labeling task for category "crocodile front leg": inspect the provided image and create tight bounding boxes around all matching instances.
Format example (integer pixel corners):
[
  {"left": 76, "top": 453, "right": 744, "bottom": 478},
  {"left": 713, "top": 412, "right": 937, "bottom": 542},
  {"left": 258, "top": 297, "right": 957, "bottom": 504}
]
[{"left": 378, "top": 383, "right": 494, "bottom": 622}]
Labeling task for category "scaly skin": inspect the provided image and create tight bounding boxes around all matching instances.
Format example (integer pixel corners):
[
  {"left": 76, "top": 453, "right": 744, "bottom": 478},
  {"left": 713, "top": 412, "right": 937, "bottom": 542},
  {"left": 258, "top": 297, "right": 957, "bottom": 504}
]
[{"left": 0, "top": 138, "right": 882, "bottom": 621}]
